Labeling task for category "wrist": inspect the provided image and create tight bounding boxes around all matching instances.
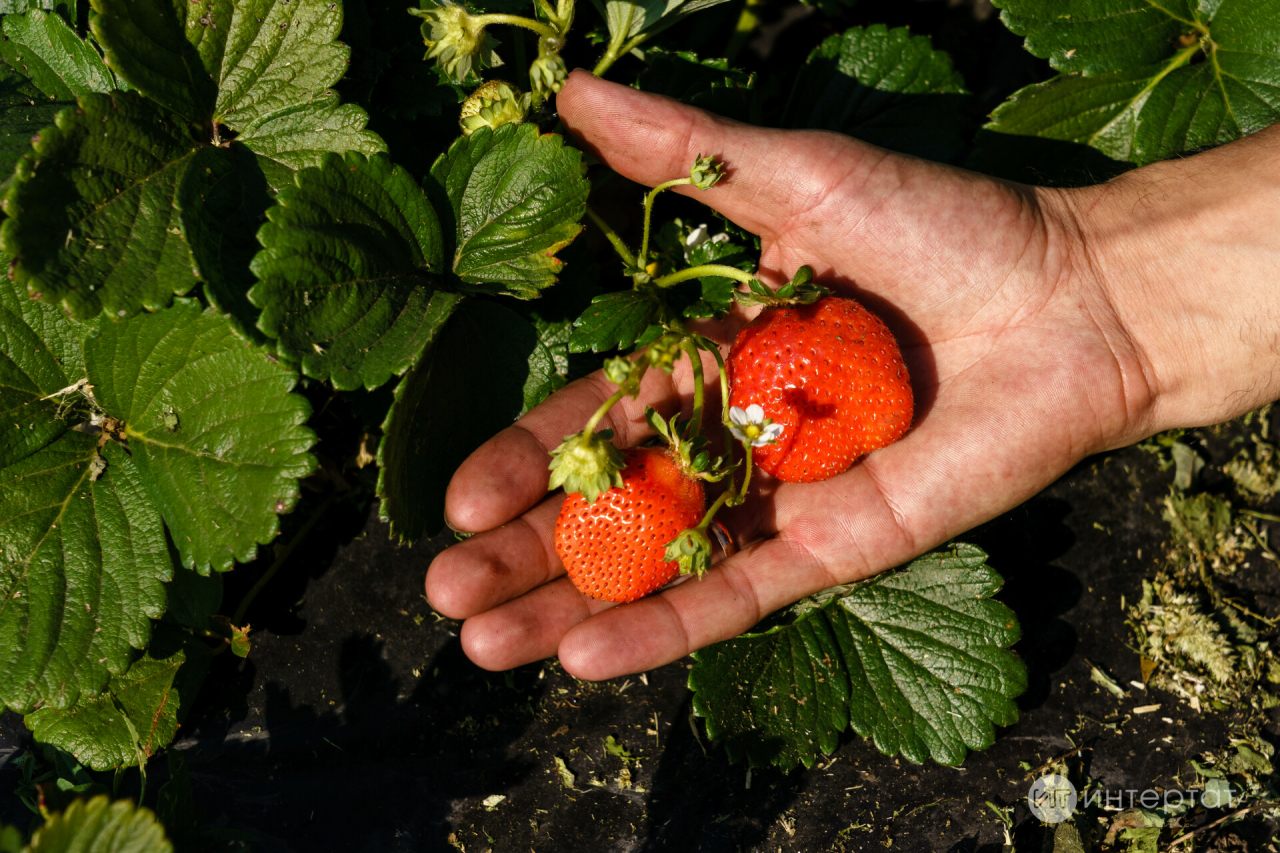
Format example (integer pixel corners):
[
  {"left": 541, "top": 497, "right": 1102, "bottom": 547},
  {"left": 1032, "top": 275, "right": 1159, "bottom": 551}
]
[{"left": 1063, "top": 126, "right": 1280, "bottom": 435}]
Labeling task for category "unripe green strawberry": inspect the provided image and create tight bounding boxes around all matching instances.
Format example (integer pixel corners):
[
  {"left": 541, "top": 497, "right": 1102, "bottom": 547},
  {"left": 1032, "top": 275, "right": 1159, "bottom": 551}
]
[
  {"left": 555, "top": 446, "right": 705, "bottom": 603},
  {"left": 728, "top": 296, "right": 912, "bottom": 483}
]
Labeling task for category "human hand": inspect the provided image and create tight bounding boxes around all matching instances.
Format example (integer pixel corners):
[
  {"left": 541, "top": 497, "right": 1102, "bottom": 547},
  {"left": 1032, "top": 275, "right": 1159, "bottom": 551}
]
[{"left": 425, "top": 70, "right": 1280, "bottom": 680}]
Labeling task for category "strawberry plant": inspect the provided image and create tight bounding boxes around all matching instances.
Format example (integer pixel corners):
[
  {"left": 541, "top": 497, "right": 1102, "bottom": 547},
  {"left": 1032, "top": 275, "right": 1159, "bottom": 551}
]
[{"left": 0, "top": 0, "right": 1277, "bottom": 842}]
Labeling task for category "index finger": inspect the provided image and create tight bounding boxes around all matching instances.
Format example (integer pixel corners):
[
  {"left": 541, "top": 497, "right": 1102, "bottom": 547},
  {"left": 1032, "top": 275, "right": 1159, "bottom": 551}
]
[{"left": 444, "top": 354, "right": 701, "bottom": 533}]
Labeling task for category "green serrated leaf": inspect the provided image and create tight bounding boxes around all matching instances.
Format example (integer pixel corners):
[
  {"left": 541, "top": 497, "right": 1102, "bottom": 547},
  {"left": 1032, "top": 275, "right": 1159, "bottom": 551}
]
[
  {"left": 0, "top": 97, "right": 68, "bottom": 180},
  {"left": 996, "top": 0, "right": 1201, "bottom": 76},
  {"left": 91, "top": 0, "right": 383, "bottom": 164},
  {"left": 27, "top": 796, "right": 172, "bottom": 853},
  {"left": 163, "top": 563, "right": 223, "bottom": 633},
  {"left": 25, "top": 625, "right": 211, "bottom": 770},
  {"left": 235, "top": 95, "right": 386, "bottom": 186},
  {"left": 0, "top": 437, "right": 172, "bottom": 713},
  {"left": 0, "top": 91, "right": 204, "bottom": 320},
  {"left": 0, "top": 267, "right": 88, "bottom": 469},
  {"left": 250, "top": 151, "right": 459, "bottom": 390},
  {"left": 211, "top": 0, "right": 349, "bottom": 128},
  {"left": 89, "top": 0, "right": 218, "bottom": 123},
  {"left": 689, "top": 544, "right": 1026, "bottom": 769},
  {"left": 783, "top": 25, "right": 970, "bottom": 163},
  {"left": 428, "top": 123, "right": 589, "bottom": 298},
  {"left": 591, "top": 0, "right": 731, "bottom": 44},
  {"left": 988, "top": 0, "right": 1280, "bottom": 167},
  {"left": 0, "top": 10, "right": 116, "bottom": 100},
  {"left": 567, "top": 291, "right": 660, "bottom": 353},
  {"left": 84, "top": 298, "right": 317, "bottom": 573},
  {"left": 377, "top": 299, "right": 540, "bottom": 543},
  {"left": 178, "top": 143, "right": 273, "bottom": 341}
]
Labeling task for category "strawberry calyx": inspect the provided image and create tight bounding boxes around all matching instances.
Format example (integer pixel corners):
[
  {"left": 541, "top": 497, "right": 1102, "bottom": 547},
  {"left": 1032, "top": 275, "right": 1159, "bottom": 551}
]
[
  {"left": 734, "top": 264, "right": 828, "bottom": 309},
  {"left": 664, "top": 526, "right": 713, "bottom": 577},
  {"left": 643, "top": 408, "right": 734, "bottom": 484},
  {"left": 547, "top": 428, "right": 624, "bottom": 504}
]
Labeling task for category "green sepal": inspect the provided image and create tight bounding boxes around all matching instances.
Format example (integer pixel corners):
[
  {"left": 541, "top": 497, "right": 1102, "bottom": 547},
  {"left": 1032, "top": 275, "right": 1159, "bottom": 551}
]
[
  {"left": 689, "top": 153, "right": 724, "bottom": 189},
  {"left": 665, "top": 526, "right": 712, "bottom": 577},
  {"left": 733, "top": 265, "right": 827, "bottom": 308},
  {"left": 547, "top": 429, "right": 624, "bottom": 504}
]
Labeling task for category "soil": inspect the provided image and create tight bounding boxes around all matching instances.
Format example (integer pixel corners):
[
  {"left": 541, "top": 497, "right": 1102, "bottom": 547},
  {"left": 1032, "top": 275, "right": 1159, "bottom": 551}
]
[{"left": 4, "top": 437, "right": 1277, "bottom": 852}]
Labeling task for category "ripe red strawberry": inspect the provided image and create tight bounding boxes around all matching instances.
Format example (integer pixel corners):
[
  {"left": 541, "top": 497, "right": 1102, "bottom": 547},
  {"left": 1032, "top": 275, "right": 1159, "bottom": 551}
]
[
  {"left": 728, "top": 296, "right": 912, "bottom": 483},
  {"left": 555, "top": 446, "right": 705, "bottom": 603}
]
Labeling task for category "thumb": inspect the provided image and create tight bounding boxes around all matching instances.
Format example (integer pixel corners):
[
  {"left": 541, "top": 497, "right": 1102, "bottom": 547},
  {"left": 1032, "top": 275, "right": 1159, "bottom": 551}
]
[{"left": 556, "top": 69, "right": 889, "bottom": 244}]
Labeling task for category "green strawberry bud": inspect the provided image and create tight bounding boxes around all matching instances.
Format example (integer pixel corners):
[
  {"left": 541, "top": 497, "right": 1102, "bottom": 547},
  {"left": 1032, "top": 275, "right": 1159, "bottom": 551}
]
[
  {"left": 548, "top": 429, "right": 625, "bottom": 504},
  {"left": 689, "top": 154, "right": 725, "bottom": 190},
  {"left": 410, "top": 1, "right": 503, "bottom": 85},
  {"left": 664, "top": 527, "right": 713, "bottom": 577},
  {"left": 459, "top": 80, "right": 531, "bottom": 136},
  {"left": 530, "top": 50, "right": 568, "bottom": 96},
  {"left": 645, "top": 333, "right": 684, "bottom": 373}
]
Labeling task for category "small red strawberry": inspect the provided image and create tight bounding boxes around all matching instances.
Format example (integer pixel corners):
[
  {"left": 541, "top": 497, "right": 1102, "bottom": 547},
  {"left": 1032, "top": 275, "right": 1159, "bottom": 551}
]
[
  {"left": 728, "top": 295, "right": 912, "bottom": 483},
  {"left": 555, "top": 446, "right": 705, "bottom": 603}
]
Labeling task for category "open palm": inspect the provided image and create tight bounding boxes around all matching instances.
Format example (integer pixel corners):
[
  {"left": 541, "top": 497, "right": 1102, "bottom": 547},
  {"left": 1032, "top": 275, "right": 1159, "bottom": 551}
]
[{"left": 425, "top": 71, "right": 1164, "bottom": 680}]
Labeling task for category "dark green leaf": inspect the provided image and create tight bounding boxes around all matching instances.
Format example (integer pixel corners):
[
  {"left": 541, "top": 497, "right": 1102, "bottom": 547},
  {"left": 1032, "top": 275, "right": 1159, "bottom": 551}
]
[
  {"left": 0, "top": 437, "right": 172, "bottom": 713},
  {"left": 689, "top": 544, "right": 1026, "bottom": 769},
  {"left": 783, "top": 25, "right": 970, "bottom": 163},
  {"left": 84, "top": 298, "right": 317, "bottom": 573},
  {"left": 210, "top": 0, "right": 348, "bottom": 129},
  {"left": 377, "top": 299, "right": 539, "bottom": 543},
  {"left": 995, "top": 0, "right": 1197, "bottom": 76},
  {"left": 250, "top": 151, "right": 459, "bottom": 390},
  {"left": 590, "top": 0, "right": 732, "bottom": 44},
  {"left": 635, "top": 49, "right": 756, "bottom": 122},
  {"left": 428, "top": 123, "right": 589, "bottom": 298},
  {"left": 0, "top": 264, "right": 88, "bottom": 469},
  {"left": 0, "top": 825, "right": 19, "bottom": 853},
  {"left": 0, "top": 10, "right": 116, "bottom": 99},
  {"left": 163, "top": 563, "right": 223, "bottom": 633},
  {"left": 0, "top": 91, "right": 203, "bottom": 320},
  {"left": 25, "top": 625, "right": 211, "bottom": 770},
  {"left": 988, "top": 0, "right": 1280, "bottom": 167},
  {"left": 178, "top": 144, "right": 273, "bottom": 341},
  {"left": 567, "top": 290, "right": 660, "bottom": 353},
  {"left": 235, "top": 95, "right": 386, "bottom": 187},
  {"left": 27, "top": 796, "right": 172, "bottom": 852},
  {"left": 89, "top": 0, "right": 217, "bottom": 123},
  {"left": 0, "top": 97, "right": 68, "bottom": 180}
]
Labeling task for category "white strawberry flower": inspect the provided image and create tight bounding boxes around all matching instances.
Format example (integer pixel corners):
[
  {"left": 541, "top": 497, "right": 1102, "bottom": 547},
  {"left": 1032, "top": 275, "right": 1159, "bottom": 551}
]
[
  {"left": 729, "top": 404, "right": 783, "bottom": 447},
  {"left": 684, "top": 222, "right": 730, "bottom": 259}
]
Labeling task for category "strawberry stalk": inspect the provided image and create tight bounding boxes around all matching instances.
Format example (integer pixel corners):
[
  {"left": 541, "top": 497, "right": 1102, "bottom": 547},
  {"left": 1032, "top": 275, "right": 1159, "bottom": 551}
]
[
  {"left": 469, "top": 13, "right": 561, "bottom": 39},
  {"left": 681, "top": 338, "right": 705, "bottom": 440},
  {"left": 636, "top": 155, "right": 726, "bottom": 268},
  {"left": 652, "top": 264, "right": 758, "bottom": 289},
  {"left": 584, "top": 204, "right": 636, "bottom": 268}
]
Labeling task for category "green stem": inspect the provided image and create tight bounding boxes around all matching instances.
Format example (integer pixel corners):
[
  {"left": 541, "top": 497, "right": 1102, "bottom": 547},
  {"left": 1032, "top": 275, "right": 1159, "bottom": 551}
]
[
  {"left": 700, "top": 337, "right": 737, "bottom": 479},
  {"left": 534, "top": 0, "right": 559, "bottom": 26},
  {"left": 473, "top": 13, "right": 560, "bottom": 39},
  {"left": 696, "top": 489, "right": 733, "bottom": 532},
  {"left": 592, "top": 30, "right": 649, "bottom": 77},
  {"left": 736, "top": 444, "right": 753, "bottom": 504},
  {"left": 640, "top": 177, "right": 692, "bottom": 266},
  {"left": 654, "top": 264, "right": 757, "bottom": 288},
  {"left": 682, "top": 338, "right": 704, "bottom": 439},
  {"left": 585, "top": 205, "right": 636, "bottom": 267},
  {"left": 584, "top": 386, "right": 629, "bottom": 435},
  {"left": 232, "top": 493, "right": 337, "bottom": 625}
]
